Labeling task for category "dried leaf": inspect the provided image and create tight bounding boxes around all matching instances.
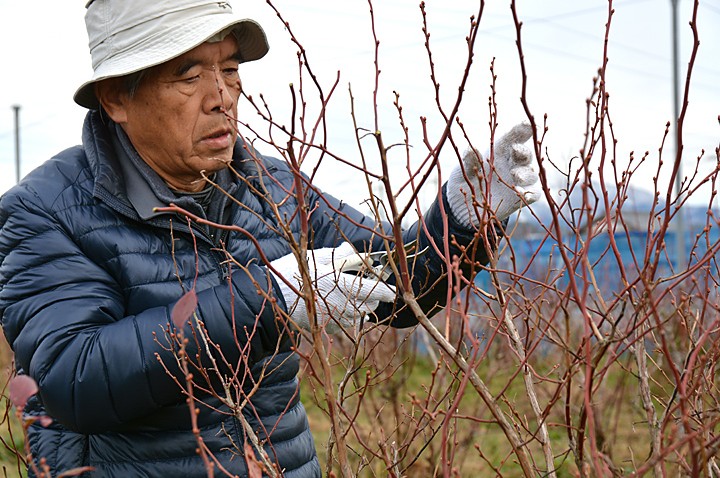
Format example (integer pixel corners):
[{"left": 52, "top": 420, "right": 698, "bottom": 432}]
[
  {"left": 244, "top": 443, "right": 263, "bottom": 478},
  {"left": 57, "top": 466, "right": 96, "bottom": 477},
  {"left": 37, "top": 415, "right": 54, "bottom": 427},
  {"left": 171, "top": 289, "right": 198, "bottom": 329},
  {"left": 8, "top": 375, "right": 38, "bottom": 409}
]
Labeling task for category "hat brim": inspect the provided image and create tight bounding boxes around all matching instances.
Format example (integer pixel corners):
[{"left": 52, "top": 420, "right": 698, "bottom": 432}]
[{"left": 74, "top": 17, "right": 268, "bottom": 109}]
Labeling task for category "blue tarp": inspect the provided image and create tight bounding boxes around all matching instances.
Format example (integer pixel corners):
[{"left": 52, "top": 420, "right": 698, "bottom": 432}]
[{"left": 476, "top": 226, "right": 720, "bottom": 294}]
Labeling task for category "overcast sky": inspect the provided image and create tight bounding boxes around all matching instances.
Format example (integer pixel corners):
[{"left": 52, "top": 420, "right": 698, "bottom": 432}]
[{"left": 1, "top": 0, "right": 718, "bottom": 210}]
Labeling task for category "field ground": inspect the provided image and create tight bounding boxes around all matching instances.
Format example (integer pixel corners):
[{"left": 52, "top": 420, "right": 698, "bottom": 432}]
[{"left": 0, "top": 329, "right": 716, "bottom": 477}]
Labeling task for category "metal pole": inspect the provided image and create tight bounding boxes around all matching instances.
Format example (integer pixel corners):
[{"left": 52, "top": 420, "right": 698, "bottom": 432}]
[
  {"left": 670, "top": 0, "right": 685, "bottom": 268},
  {"left": 12, "top": 104, "right": 21, "bottom": 184}
]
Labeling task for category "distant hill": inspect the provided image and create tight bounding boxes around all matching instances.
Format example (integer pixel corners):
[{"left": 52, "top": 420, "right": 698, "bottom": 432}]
[{"left": 510, "top": 182, "right": 718, "bottom": 238}]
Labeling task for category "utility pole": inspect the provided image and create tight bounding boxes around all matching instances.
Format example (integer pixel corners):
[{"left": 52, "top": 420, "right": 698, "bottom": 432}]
[
  {"left": 670, "top": 0, "right": 685, "bottom": 269},
  {"left": 12, "top": 104, "right": 21, "bottom": 184}
]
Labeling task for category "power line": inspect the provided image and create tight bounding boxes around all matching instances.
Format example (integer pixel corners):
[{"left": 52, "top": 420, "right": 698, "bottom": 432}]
[
  {"left": 0, "top": 111, "right": 62, "bottom": 140},
  {"left": 419, "top": 3, "right": 720, "bottom": 93},
  {"left": 485, "top": 1, "right": 720, "bottom": 79},
  {"left": 702, "top": 2, "right": 720, "bottom": 15},
  {"left": 282, "top": 1, "right": 720, "bottom": 91}
]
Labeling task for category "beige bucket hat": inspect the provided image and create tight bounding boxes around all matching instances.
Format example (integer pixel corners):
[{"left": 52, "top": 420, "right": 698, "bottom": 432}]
[{"left": 74, "top": 0, "right": 269, "bottom": 109}]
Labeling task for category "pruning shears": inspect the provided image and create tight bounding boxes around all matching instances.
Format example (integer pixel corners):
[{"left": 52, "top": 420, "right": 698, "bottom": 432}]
[{"left": 340, "top": 240, "right": 429, "bottom": 281}]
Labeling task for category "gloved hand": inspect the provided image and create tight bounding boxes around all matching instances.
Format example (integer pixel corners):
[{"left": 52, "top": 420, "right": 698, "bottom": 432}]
[
  {"left": 270, "top": 243, "right": 396, "bottom": 333},
  {"left": 447, "top": 122, "right": 541, "bottom": 226}
]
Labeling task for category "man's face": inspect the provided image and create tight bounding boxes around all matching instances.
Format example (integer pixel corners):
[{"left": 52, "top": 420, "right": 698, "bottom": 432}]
[{"left": 106, "top": 35, "right": 242, "bottom": 192}]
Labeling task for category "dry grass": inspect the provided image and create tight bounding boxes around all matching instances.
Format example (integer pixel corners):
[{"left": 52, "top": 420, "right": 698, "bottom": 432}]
[
  {"left": 0, "top": 334, "right": 25, "bottom": 478},
  {"left": 295, "top": 331, "right": 665, "bottom": 477},
  {"left": 0, "top": 323, "right": 715, "bottom": 477}
]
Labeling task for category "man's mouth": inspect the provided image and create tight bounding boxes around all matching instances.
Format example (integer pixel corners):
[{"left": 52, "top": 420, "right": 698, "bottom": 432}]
[
  {"left": 201, "top": 129, "right": 233, "bottom": 149},
  {"left": 204, "top": 128, "right": 231, "bottom": 139}
]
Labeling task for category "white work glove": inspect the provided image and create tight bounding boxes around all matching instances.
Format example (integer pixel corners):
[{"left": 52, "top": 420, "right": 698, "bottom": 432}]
[
  {"left": 447, "top": 122, "right": 541, "bottom": 226},
  {"left": 270, "top": 243, "right": 396, "bottom": 333}
]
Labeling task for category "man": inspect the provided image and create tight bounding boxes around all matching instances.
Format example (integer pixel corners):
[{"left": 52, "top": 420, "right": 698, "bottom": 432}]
[{"left": 0, "top": 0, "right": 540, "bottom": 476}]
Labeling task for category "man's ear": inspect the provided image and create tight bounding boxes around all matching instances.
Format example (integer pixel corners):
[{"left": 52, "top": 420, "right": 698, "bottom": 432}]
[{"left": 95, "top": 78, "right": 128, "bottom": 124}]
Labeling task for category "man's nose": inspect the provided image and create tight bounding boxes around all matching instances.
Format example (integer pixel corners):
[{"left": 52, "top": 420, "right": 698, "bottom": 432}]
[{"left": 202, "top": 68, "right": 235, "bottom": 114}]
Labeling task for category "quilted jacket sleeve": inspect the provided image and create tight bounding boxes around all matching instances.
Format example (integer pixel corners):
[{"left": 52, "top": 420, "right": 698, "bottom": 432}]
[{"left": 0, "top": 184, "right": 278, "bottom": 434}]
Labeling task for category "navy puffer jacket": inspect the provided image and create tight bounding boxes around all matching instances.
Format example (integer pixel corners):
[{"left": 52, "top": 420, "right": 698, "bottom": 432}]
[{"left": 0, "top": 111, "right": 489, "bottom": 477}]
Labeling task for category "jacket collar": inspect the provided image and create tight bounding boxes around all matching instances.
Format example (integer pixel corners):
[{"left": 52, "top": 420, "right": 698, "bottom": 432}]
[
  {"left": 83, "top": 110, "right": 241, "bottom": 223},
  {"left": 110, "top": 122, "right": 167, "bottom": 220}
]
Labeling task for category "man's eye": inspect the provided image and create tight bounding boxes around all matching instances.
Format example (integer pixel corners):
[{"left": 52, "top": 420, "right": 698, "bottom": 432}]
[
  {"left": 223, "top": 68, "right": 239, "bottom": 76},
  {"left": 183, "top": 75, "right": 201, "bottom": 83}
]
